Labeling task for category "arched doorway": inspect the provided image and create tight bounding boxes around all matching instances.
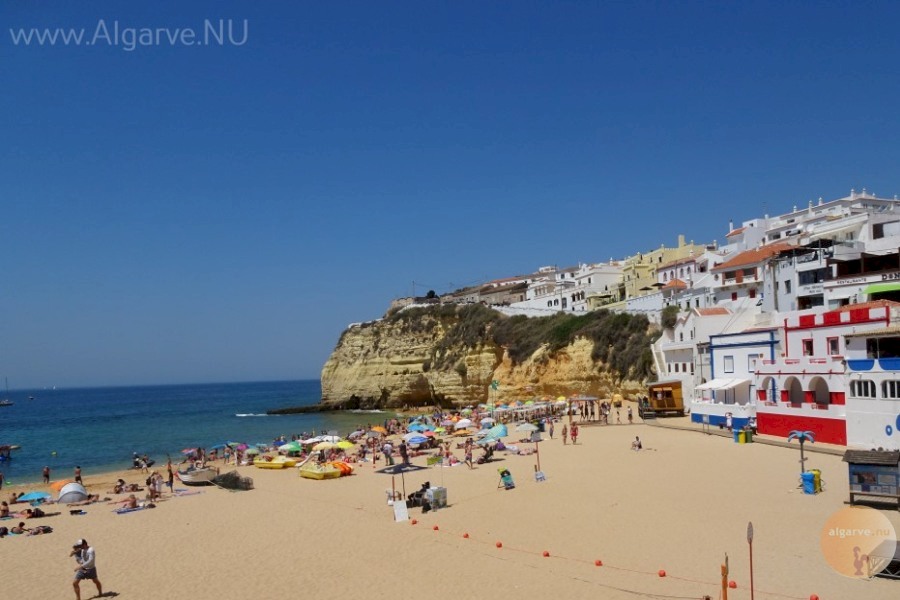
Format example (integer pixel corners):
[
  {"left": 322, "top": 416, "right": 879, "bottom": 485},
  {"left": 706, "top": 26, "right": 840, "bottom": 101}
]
[
  {"left": 758, "top": 376, "right": 777, "bottom": 403},
  {"left": 809, "top": 376, "right": 830, "bottom": 405},
  {"left": 784, "top": 376, "right": 804, "bottom": 405}
]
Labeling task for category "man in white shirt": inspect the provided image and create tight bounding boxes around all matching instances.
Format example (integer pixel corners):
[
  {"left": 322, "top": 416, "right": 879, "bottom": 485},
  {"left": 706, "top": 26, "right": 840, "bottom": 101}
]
[{"left": 71, "top": 538, "right": 103, "bottom": 600}]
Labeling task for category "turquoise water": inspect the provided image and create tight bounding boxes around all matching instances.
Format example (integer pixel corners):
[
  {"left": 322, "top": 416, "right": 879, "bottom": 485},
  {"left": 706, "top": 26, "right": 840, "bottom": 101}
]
[{"left": 0, "top": 380, "right": 391, "bottom": 486}]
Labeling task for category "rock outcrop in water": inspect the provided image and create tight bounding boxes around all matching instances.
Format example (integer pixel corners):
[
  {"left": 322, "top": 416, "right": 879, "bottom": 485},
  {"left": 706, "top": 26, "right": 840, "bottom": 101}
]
[{"left": 316, "top": 304, "right": 657, "bottom": 410}]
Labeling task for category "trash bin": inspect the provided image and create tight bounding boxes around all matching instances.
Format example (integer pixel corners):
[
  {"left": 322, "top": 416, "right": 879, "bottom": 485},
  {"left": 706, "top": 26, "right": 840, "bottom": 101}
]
[
  {"left": 744, "top": 429, "right": 754, "bottom": 443},
  {"left": 810, "top": 469, "right": 822, "bottom": 493},
  {"left": 738, "top": 431, "right": 747, "bottom": 444},
  {"left": 537, "top": 421, "right": 545, "bottom": 433},
  {"left": 733, "top": 430, "right": 741, "bottom": 443},
  {"left": 801, "top": 471, "right": 816, "bottom": 495}
]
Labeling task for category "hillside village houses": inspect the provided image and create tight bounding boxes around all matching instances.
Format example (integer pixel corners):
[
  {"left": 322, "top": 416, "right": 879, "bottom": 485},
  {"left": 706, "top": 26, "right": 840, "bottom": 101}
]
[{"left": 428, "top": 189, "right": 900, "bottom": 449}]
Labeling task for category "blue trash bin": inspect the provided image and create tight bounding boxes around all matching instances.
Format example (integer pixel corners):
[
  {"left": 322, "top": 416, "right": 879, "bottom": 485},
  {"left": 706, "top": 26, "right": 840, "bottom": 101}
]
[
  {"left": 733, "top": 429, "right": 741, "bottom": 443},
  {"left": 801, "top": 471, "right": 816, "bottom": 495}
]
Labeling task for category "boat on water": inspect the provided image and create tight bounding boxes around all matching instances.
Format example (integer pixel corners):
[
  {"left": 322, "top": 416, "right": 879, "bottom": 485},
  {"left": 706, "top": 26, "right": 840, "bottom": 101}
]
[
  {"left": 176, "top": 464, "right": 218, "bottom": 485},
  {"left": 1, "top": 378, "right": 11, "bottom": 406}
]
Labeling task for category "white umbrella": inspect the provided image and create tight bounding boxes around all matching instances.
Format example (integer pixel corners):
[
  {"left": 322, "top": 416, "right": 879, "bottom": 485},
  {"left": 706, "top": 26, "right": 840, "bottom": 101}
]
[
  {"left": 515, "top": 423, "right": 539, "bottom": 433},
  {"left": 480, "top": 417, "right": 495, "bottom": 425},
  {"left": 454, "top": 419, "right": 473, "bottom": 430}
]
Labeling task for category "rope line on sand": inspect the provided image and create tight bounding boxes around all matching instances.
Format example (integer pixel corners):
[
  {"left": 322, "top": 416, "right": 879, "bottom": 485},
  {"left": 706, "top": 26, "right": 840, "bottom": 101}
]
[{"left": 228, "top": 472, "right": 812, "bottom": 600}]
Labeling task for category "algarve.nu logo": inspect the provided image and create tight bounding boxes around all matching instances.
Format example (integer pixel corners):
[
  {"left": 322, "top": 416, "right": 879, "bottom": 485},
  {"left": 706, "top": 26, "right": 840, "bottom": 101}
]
[{"left": 820, "top": 506, "right": 897, "bottom": 578}]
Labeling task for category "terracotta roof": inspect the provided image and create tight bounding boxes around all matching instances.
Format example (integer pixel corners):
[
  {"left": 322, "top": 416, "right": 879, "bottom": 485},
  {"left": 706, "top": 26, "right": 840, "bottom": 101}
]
[
  {"left": 725, "top": 226, "right": 746, "bottom": 238},
  {"left": 711, "top": 242, "right": 794, "bottom": 272},
  {"left": 834, "top": 299, "right": 900, "bottom": 313},
  {"left": 695, "top": 307, "right": 730, "bottom": 316},
  {"left": 662, "top": 279, "right": 688, "bottom": 290}
]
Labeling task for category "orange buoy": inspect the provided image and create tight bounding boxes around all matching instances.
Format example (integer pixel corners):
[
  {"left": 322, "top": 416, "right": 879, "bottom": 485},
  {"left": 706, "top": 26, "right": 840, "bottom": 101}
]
[
  {"left": 411, "top": 519, "right": 417, "bottom": 525},
  {"left": 658, "top": 570, "right": 666, "bottom": 577},
  {"left": 542, "top": 551, "right": 550, "bottom": 557},
  {"left": 496, "top": 541, "right": 503, "bottom": 548},
  {"left": 594, "top": 560, "right": 603, "bottom": 567},
  {"left": 462, "top": 533, "right": 469, "bottom": 538},
  {"left": 809, "top": 596, "right": 819, "bottom": 600},
  {"left": 432, "top": 525, "right": 439, "bottom": 531},
  {"left": 728, "top": 581, "right": 737, "bottom": 589}
]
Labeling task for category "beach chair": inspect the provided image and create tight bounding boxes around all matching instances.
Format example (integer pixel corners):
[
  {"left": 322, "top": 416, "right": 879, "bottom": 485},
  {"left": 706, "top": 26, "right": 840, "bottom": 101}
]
[{"left": 498, "top": 468, "right": 515, "bottom": 490}]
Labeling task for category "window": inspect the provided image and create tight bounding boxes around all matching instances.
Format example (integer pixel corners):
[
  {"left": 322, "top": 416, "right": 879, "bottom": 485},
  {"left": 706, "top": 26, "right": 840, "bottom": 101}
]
[
  {"left": 827, "top": 337, "right": 839, "bottom": 356},
  {"left": 723, "top": 356, "right": 734, "bottom": 373},
  {"left": 731, "top": 292, "right": 738, "bottom": 301},
  {"left": 785, "top": 280, "right": 792, "bottom": 294},
  {"left": 749, "top": 289, "right": 757, "bottom": 299},
  {"left": 682, "top": 362, "right": 688, "bottom": 372},
  {"left": 748, "top": 354, "right": 762, "bottom": 371},
  {"left": 882, "top": 380, "right": 900, "bottom": 399},
  {"left": 850, "top": 380, "right": 877, "bottom": 398},
  {"left": 674, "top": 363, "right": 679, "bottom": 373},
  {"left": 802, "top": 339, "right": 813, "bottom": 356}
]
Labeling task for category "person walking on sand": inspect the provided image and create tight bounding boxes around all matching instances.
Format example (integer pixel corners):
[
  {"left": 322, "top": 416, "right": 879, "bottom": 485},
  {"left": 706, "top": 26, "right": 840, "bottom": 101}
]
[
  {"left": 627, "top": 406, "right": 633, "bottom": 424},
  {"left": 561, "top": 424, "right": 568, "bottom": 445},
  {"left": 71, "top": 538, "right": 103, "bottom": 600},
  {"left": 42, "top": 465, "right": 50, "bottom": 484},
  {"left": 166, "top": 458, "right": 174, "bottom": 493},
  {"left": 548, "top": 421, "right": 555, "bottom": 439},
  {"left": 570, "top": 423, "right": 579, "bottom": 445},
  {"left": 74, "top": 466, "right": 82, "bottom": 484}
]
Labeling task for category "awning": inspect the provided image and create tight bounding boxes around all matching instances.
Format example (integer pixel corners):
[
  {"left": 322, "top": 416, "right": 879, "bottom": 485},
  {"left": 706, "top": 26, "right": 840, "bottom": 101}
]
[
  {"left": 862, "top": 282, "right": 900, "bottom": 295},
  {"left": 695, "top": 378, "right": 749, "bottom": 391}
]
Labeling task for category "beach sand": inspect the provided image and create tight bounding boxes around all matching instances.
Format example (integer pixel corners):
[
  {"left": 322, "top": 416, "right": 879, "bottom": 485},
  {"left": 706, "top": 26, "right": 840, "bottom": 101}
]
[{"left": 4, "top": 415, "right": 899, "bottom": 600}]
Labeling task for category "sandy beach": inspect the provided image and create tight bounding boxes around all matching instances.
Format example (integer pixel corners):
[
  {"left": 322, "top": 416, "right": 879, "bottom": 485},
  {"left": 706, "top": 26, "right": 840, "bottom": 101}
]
[{"left": 3, "top": 410, "right": 899, "bottom": 600}]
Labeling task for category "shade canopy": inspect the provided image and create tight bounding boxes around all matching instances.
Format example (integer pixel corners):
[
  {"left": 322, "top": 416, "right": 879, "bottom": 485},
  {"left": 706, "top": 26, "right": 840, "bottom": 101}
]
[
  {"left": 863, "top": 282, "right": 900, "bottom": 296},
  {"left": 695, "top": 378, "right": 749, "bottom": 391},
  {"left": 58, "top": 482, "right": 88, "bottom": 504}
]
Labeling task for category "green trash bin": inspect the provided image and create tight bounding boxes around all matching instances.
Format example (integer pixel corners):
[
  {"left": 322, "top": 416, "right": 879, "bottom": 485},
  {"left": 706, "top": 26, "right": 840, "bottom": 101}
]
[{"left": 744, "top": 429, "right": 753, "bottom": 443}]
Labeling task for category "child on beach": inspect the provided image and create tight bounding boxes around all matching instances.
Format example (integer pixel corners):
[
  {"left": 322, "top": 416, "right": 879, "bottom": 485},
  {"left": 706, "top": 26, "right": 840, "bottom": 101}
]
[
  {"left": 570, "top": 423, "right": 579, "bottom": 445},
  {"left": 561, "top": 424, "right": 568, "bottom": 445}
]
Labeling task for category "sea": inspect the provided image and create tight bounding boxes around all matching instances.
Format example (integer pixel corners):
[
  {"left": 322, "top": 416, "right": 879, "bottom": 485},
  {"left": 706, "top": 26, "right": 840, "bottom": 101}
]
[{"left": 0, "top": 380, "right": 393, "bottom": 486}]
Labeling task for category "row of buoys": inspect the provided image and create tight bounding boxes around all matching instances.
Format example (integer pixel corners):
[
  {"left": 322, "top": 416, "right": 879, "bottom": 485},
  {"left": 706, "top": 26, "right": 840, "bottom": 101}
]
[{"left": 407, "top": 520, "right": 819, "bottom": 599}]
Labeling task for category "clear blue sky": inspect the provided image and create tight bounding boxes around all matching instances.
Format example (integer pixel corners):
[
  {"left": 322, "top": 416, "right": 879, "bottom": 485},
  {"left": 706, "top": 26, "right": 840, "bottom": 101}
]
[{"left": 2, "top": 1, "right": 899, "bottom": 388}]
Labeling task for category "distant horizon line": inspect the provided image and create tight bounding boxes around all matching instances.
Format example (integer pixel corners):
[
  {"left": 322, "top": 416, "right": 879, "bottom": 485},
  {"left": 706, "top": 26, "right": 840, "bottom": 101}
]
[{"left": 4, "top": 378, "right": 320, "bottom": 393}]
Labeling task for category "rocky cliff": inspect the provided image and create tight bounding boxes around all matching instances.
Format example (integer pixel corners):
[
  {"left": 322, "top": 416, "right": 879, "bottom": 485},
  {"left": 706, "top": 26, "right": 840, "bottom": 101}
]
[{"left": 319, "top": 304, "right": 656, "bottom": 409}]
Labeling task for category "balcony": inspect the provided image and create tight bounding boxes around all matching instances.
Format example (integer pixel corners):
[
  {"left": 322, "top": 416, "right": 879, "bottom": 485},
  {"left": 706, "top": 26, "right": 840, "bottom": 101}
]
[{"left": 757, "top": 356, "right": 845, "bottom": 374}]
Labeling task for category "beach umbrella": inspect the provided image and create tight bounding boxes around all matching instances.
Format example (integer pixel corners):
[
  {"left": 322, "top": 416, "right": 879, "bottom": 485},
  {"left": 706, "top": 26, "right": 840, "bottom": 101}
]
[
  {"left": 480, "top": 424, "right": 508, "bottom": 443},
  {"left": 515, "top": 423, "right": 539, "bottom": 433},
  {"left": 440, "top": 419, "right": 454, "bottom": 427},
  {"left": 18, "top": 491, "right": 51, "bottom": 502},
  {"left": 434, "top": 427, "right": 446, "bottom": 434},
  {"left": 348, "top": 430, "right": 365, "bottom": 440},
  {"left": 278, "top": 442, "right": 303, "bottom": 454},
  {"left": 407, "top": 435, "right": 428, "bottom": 445},
  {"left": 319, "top": 435, "right": 340, "bottom": 443},
  {"left": 480, "top": 417, "right": 495, "bottom": 426},
  {"left": 371, "top": 426, "right": 388, "bottom": 434},
  {"left": 454, "top": 419, "right": 473, "bottom": 430},
  {"left": 336, "top": 440, "right": 355, "bottom": 450},
  {"left": 58, "top": 482, "right": 88, "bottom": 504},
  {"left": 407, "top": 423, "right": 426, "bottom": 432},
  {"left": 245, "top": 447, "right": 261, "bottom": 456},
  {"left": 422, "top": 431, "right": 435, "bottom": 438},
  {"left": 366, "top": 431, "right": 383, "bottom": 439},
  {"left": 313, "top": 441, "right": 338, "bottom": 451}
]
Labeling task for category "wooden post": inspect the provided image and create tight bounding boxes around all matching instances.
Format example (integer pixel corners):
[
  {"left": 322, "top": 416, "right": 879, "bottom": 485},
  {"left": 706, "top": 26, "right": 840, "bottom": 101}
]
[
  {"left": 721, "top": 553, "right": 729, "bottom": 600},
  {"left": 748, "top": 522, "right": 755, "bottom": 600}
]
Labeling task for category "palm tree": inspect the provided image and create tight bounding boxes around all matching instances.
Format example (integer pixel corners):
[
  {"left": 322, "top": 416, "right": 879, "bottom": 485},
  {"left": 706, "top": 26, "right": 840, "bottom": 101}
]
[{"left": 787, "top": 430, "right": 815, "bottom": 477}]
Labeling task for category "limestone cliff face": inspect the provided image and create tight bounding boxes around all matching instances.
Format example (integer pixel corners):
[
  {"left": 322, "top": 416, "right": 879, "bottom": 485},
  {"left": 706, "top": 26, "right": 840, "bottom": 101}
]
[{"left": 320, "top": 311, "right": 649, "bottom": 409}]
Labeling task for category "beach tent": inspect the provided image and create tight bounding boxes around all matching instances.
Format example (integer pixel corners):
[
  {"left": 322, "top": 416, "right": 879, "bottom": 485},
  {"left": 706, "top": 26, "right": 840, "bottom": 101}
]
[{"left": 57, "top": 482, "right": 88, "bottom": 504}]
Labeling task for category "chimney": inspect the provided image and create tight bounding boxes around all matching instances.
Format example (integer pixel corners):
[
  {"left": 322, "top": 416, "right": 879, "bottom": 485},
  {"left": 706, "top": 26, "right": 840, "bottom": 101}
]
[
  {"left": 678, "top": 234, "right": 685, "bottom": 247},
  {"left": 728, "top": 220, "right": 734, "bottom": 232}
]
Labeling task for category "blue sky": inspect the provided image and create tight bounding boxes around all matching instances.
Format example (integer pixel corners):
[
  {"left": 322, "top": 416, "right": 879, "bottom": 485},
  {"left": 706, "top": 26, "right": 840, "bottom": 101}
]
[{"left": 2, "top": 1, "right": 899, "bottom": 388}]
